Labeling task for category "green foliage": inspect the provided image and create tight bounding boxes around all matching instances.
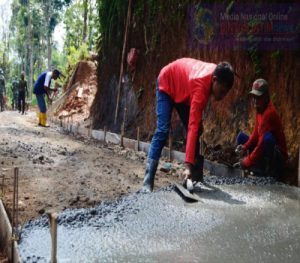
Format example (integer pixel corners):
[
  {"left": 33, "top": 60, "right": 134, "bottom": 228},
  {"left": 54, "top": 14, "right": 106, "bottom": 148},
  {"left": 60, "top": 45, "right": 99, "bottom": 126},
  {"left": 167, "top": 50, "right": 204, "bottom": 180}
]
[
  {"left": 271, "top": 93, "right": 277, "bottom": 105},
  {"left": 31, "top": 95, "right": 37, "bottom": 106},
  {"left": 271, "top": 50, "right": 282, "bottom": 60},
  {"left": 64, "top": 0, "right": 100, "bottom": 53},
  {"left": 67, "top": 43, "right": 89, "bottom": 68},
  {"left": 98, "top": 0, "right": 127, "bottom": 52},
  {"left": 52, "top": 48, "right": 67, "bottom": 70}
]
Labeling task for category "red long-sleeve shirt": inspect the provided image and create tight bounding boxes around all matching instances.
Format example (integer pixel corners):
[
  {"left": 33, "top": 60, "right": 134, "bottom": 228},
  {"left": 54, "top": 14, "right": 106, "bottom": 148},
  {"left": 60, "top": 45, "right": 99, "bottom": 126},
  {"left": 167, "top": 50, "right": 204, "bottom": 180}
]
[
  {"left": 158, "top": 58, "right": 216, "bottom": 165},
  {"left": 242, "top": 101, "right": 288, "bottom": 168}
]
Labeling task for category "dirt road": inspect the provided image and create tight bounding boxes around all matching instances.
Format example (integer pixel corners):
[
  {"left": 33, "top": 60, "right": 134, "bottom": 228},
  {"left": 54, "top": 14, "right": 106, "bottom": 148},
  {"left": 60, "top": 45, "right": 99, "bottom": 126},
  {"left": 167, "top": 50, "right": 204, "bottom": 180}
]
[{"left": 0, "top": 111, "right": 178, "bottom": 224}]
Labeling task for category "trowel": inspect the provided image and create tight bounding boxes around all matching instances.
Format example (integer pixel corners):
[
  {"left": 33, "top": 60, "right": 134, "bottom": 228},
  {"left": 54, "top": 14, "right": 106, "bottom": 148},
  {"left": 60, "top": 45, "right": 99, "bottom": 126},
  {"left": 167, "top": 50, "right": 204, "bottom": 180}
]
[{"left": 174, "top": 179, "right": 201, "bottom": 202}]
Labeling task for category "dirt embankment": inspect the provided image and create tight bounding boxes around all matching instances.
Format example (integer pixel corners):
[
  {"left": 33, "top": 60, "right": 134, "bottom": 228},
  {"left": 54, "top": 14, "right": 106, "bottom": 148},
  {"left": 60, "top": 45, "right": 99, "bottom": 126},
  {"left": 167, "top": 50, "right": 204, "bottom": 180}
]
[{"left": 50, "top": 60, "right": 97, "bottom": 124}]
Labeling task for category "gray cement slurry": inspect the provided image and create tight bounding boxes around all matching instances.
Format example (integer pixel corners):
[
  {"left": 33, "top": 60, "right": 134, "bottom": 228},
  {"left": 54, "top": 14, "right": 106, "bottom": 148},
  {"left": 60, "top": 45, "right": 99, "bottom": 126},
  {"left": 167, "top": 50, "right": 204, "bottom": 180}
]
[{"left": 18, "top": 178, "right": 300, "bottom": 263}]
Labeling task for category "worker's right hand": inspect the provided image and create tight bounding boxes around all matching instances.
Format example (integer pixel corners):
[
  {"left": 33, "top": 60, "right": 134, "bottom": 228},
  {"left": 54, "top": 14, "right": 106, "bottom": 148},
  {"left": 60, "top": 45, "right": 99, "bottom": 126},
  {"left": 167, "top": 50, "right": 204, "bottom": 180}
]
[
  {"left": 182, "top": 163, "right": 192, "bottom": 181},
  {"left": 235, "top": 144, "right": 246, "bottom": 156}
]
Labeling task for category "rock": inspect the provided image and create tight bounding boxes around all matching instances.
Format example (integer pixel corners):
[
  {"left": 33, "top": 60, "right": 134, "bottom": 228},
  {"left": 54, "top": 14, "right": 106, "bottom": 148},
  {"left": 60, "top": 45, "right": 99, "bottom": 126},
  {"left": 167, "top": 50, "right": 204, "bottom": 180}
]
[
  {"left": 160, "top": 163, "right": 172, "bottom": 173},
  {"left": 38, "top": 208, "right": 45, "bottom": 214},
  {"left": 18, "top": 201, "right": 26, "bottom": 211}
]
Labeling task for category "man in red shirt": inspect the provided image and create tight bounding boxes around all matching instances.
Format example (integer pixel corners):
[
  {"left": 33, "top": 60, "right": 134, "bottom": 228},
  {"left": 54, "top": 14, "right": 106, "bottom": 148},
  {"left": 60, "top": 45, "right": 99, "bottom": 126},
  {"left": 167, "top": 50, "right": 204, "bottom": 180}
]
[
  {"left": 142, "top": 58, "right": 235, "bottom": 192},
  {"left": 235, "top": 79, "right": 288, "bottom": 178}
]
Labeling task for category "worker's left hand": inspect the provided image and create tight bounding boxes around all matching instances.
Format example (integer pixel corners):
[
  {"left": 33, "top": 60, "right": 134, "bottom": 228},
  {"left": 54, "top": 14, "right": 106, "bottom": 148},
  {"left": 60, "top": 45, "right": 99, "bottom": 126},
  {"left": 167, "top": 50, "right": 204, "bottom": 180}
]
[
  {"left": 233, "top": 161, "right": 242, "bottom": 169},
  {"left": 233, "top": 159, "right": 246, "bottom": 169}
]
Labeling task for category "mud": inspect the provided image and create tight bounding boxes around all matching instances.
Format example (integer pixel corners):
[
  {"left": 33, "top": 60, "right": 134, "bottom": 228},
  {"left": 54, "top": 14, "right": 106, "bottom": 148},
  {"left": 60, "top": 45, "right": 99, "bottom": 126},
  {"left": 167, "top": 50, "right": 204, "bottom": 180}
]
[{"left": 19, "top": 184, "right": 300, "bottom": 263}]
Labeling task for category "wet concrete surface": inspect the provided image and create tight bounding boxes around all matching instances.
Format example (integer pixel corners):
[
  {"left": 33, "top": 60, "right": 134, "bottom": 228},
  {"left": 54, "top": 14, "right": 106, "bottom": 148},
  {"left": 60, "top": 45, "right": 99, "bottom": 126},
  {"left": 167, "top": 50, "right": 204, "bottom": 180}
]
[{"left": 19, "top": 178, "right": 300, "bottom": 263}]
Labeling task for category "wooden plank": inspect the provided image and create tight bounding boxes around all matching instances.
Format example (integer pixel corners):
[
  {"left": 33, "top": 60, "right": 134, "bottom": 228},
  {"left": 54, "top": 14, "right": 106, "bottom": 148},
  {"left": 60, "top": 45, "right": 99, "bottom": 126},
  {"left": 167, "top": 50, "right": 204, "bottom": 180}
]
[
  {"left": 0, "top": 200, "right": 21, "bottom": 263},
  {"left": 47, "top": 212, "right": 58, "bottom": 263}
]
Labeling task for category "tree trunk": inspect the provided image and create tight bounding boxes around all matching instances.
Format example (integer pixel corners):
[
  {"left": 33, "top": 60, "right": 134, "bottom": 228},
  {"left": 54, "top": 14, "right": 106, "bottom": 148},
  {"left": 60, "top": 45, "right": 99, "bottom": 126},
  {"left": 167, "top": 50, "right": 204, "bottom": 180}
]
[
  {"left": 47, "top": 33, "right": 52, "bottom": 70},
  {"left": 82, "top": 0, "right": 88, "bottom": 43},
  {"left": 28, "top": 4, "right": 33, "bottom": 100},
  {"left": 44, "top": 1, "right": 52, "bottom": 70}
]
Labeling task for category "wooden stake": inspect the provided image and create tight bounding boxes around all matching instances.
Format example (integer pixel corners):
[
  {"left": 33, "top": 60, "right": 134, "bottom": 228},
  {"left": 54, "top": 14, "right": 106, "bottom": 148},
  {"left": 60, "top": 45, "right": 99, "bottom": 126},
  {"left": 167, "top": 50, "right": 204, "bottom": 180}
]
[
  {"left": 168, "top": 132, "right": 172, "bottom": 161},
  {"left": 114, "top": 0, "right": 132, "bottom": 124},
  {"left": 137, "top": 127, "right": 140, "bottom": 151},
  {"left": 47, "top": 212, "right": 58, "bottom": 263},
  {"left": 199, "top": 135, "right": 204, "bottom": 155},
  {"left": 104, "top": 126, "right": 107, "bottom": 143},
  {"left": 11, "top": 167, "right": 19, "bottom": 261},
  {"left": 89, "top": 119, "right": 92, "bottom": 138},
  {"left": 120, "top": 124, "right": 124, "bottom": 148},
  {"left": 298, "top": 147, "right": 300, "bottom": 187},
  {"left": 120, "top": 108, "right": 127, "bottom": 147},
  {"left": 1, "top": 170, "right": 5, "bottom": 197}
]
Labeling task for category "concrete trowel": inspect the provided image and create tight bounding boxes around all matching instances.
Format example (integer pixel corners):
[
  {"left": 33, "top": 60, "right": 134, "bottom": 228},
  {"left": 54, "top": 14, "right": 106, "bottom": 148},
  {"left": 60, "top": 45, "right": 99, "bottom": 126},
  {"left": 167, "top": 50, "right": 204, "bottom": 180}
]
[{"left": 174, "top": 156, "right": 204, "bottom": 202}]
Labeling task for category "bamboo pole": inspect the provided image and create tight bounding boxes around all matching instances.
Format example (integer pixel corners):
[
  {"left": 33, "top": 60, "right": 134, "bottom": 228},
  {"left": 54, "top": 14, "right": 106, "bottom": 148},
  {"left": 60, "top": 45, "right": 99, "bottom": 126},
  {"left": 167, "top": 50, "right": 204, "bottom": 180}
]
[
  {"left": 47, "top": 212, "right": 58, "bottom": 263},
  {"left": 114, "top": 0, "right": 132, "bottom": 124}
]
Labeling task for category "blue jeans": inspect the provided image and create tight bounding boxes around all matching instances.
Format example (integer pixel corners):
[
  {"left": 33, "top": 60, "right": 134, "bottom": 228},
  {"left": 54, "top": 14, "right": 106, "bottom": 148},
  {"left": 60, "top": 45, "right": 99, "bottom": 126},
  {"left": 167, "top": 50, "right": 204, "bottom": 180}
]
[
  {"left": 148, "top": 80, "right": 201, "bottom": 161},
  {"left": 36, "top": 94, "right": 47, "bottom": 113}
]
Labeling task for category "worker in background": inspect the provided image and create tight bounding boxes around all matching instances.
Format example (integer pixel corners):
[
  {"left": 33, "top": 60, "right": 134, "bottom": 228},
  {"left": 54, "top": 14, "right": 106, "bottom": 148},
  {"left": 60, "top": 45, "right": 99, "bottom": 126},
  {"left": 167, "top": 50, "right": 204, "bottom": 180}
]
[
  {"left": 141, "top": 58, "right": 235, "bottom": 192},
  {"left": 234, "top": 79, "right": 288, "bottom": 179},
  {"left": 11, "top": 77, "right": 19, "bottom": 110},
  {"left": 33, "top": 69, "right": 60, "bottom": 127},
  {"left": 18, "top": 72, "right": 28, "bottom": 114},
  {"left": 0, "top": 69, "right": 6, "bottom": 112}
]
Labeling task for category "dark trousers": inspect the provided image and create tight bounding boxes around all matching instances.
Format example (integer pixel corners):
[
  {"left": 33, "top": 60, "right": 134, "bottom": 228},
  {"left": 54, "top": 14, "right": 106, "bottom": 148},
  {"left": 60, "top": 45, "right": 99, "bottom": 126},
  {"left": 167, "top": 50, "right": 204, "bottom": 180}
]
[
  {"left": 148, "top": 79, "right": 201, "bottom": 162},
  {"left": 18, "top": 91, "right": 26, "bottom": 114},
  {"left": 0, "top": 93, "right": 4, "bottom": 111}
]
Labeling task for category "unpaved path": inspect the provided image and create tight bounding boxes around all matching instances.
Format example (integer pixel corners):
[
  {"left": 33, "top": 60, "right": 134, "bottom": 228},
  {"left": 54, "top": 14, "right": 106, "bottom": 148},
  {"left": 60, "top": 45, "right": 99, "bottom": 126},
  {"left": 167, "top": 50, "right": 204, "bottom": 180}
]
[{"left": 0, "top": 111, "right": 178, "bottom": 224}]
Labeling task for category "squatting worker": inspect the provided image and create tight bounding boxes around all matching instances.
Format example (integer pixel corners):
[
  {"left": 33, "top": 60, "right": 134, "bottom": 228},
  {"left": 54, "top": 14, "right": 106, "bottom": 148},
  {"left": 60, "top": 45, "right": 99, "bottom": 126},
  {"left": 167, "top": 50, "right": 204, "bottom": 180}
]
[
  {"left": 33, "top": 69, "right": 60, "bottom": 127},
  {"left": 142, "top": 58, "right": 235, "bottom": 192},
  {"left": 235, "top": 79, "right": 287, "bottom": 179}
]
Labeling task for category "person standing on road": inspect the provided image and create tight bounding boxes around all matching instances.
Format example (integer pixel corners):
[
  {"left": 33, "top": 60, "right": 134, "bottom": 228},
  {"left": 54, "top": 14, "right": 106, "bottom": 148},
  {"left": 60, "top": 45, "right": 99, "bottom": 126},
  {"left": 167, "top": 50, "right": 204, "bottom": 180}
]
[
  {"left": 234, "top": 79, "right": 288, "bottom": 179},
  {"left": 0, "top": 69, "right": 6, "bottom": 112},
  {"left": 11, "top": 77, "right": 19, "bottom": 110},
  {"left": 141, "top": 58, "right": 235, "bottom": 192},
  {"left": 18, "top": 72, "right": 28, "bottom": 114},
  {"left": 33, "top": 69, "right": 60, "bottom": 127}
]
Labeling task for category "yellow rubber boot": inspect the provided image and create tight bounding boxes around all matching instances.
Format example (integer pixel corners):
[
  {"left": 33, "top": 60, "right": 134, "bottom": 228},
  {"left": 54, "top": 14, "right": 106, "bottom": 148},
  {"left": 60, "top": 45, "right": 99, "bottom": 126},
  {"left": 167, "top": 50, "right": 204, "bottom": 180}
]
[
  {"left": 41, "top": 113, "right": 49, "bottom": 127},
  {"left": 38, "top": 112, "right": 42, "bottom": 126},
  {"left": 44, "top": 113, "right": 49, "bottom": 127}
]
